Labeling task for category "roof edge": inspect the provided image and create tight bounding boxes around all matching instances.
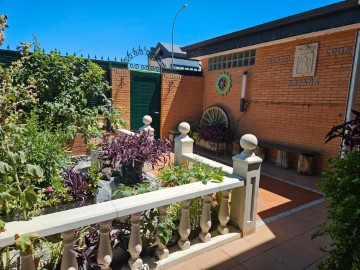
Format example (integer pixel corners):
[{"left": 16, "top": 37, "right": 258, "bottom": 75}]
[{"left": 182, "top": 0, "right": 358, "bottom": 51}]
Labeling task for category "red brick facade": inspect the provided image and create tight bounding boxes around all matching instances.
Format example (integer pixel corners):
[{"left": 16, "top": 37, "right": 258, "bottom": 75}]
[
  {"left": 160, "top": 73, "right": 204, "bottom": 139},
  {"left": 111, "top": 68, "right": 131, "bottom": 130},
  {"left": 201, "top": 29, "right": 359, "bottom": 171},
  {"left": 72, "top": 30, "right": 359, "bottom": 171}
]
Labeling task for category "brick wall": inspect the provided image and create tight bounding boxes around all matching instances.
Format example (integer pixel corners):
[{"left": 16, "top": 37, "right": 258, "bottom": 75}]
[
  {"left": 111, "top": 68, "right": 131, "bottom": 129},
  {"left": 202, "top": 29, "right": 359, "bottom": 172},
  {"left": 160, "top": 73, "right": 204, "bottom": 139}
]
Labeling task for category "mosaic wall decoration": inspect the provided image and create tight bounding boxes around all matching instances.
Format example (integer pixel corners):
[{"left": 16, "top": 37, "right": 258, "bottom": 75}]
[{"left": 216, "top": 71, "right": 232, "bottom": 95}]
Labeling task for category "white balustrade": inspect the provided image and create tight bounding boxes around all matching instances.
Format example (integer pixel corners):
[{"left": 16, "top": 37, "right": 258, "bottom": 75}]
[
  {"left": 217, "top": 191, "right": 230, "bottom": 235},
  {"left": 0, "top": 122, "right": 262, "bottom": 269},
  {"left": 155, "top": 205, "right": 169, "bottom": 259},
  {"left": 61, "top": 230, "right": 78, "bottom": 270},
  {"left": 97, "top": 220, "right": 113, "bottom": 269},
  {"left": 199, "top": 195, "right": 212, "bottom": 242},
  {"left": 128, "top": 212, "right": 143, "bottom": 270},
  {"left": 20, "top": 251, "right": 36, "bottom": 270},
  {"left": 178, "top": 200, "right": 191, "bottom": 250}
]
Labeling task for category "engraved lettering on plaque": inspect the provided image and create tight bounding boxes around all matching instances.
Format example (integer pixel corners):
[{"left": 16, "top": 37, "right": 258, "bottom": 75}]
[{"left": 292, "top": 43, "right": 318, "bottom": 77}]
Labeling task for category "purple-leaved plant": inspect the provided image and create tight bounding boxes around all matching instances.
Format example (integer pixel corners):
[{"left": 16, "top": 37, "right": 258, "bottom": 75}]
[
  {"left": 197, "top": 124, "right": 233, "bottom": 143},
  {"left": 63, "top": 167, "right": 96, "bottom": 205},
  {"left": 101, "top": 132, "right": 172, "bottom": 169}
]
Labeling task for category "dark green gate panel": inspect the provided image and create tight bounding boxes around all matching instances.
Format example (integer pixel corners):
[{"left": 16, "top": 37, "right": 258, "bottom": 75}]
[{"left": 130, "top": 71, "right": 161, "bottom": 138}]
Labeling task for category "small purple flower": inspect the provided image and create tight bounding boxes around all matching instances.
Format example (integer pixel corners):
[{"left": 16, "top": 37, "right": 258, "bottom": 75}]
[{"left": 45, "top": 186, "right": 53, "bottom": 192}]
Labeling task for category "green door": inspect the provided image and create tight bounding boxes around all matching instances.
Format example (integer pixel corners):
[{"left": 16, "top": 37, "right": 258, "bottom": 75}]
[{"left": 130, "top": 70, "right": 161, "bottom": 138}]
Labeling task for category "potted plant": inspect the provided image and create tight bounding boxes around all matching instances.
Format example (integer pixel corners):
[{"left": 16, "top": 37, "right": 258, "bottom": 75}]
[
  {"left": 88, "top": 137, "right": 104, "bottom": 169},
  {"left": 100, "top": 132, "right": 171, "bottom": 184},
  {"left": 195, "top": 124, "right": 233, "bottom": 153}
]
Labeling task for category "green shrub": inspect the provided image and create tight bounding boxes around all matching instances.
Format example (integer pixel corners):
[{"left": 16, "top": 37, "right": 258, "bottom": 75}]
[
  {"left": 313, "top": 151, "right": 360, "bottom": 269},
  {"left": 23, "top": 112, "right": 70, "bottom": 187}
]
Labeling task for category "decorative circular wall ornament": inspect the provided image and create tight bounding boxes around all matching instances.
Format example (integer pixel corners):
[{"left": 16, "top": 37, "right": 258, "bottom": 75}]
[
  {"left": 200, "top": 106, "right": 229, "bottom": 128},
  {"left": 216, "top": 72, "right": 232, "bottom": 95}
]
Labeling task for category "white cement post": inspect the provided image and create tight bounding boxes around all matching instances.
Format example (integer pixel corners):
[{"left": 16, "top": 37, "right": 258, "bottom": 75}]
[
  {"left": 128, "top": 212, "right": 143, "bottom": 270},
  {"left": 61, "top": 230, "right": 78, "bottom": 270},
  {"left": 230, "top": 134, "right": 262, "bottom": 236},
  {"left": 217, "top": 191, "right": 230, "bottom": 235},
  {"left": 97, "top": 220, "right": 113, "bottom": 269},
  {"left": 20, "top": 252, "right": 36, "bottom": 270},
  {"left": 199, "top": 194, "right": 212, "bottom": 242},
  {"left": 178, "top": 199, "right": 191, "bottom": 250},
  {"left": 174, "top": 122, "right": 194, "bottom": 166},
  {"left": 155, "top": 205, "right": 170, "bottom": 259},
  {"left": 139, "top": 115, "right": 154, "bottom": 138}
]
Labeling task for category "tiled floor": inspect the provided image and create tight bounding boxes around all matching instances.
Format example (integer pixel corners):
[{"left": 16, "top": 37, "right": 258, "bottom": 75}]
[{"left": 167, "top": 147, "right": 330, "bottom": 270}]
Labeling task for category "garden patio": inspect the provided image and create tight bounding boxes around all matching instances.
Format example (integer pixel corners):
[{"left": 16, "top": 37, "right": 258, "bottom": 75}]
[{"left": 1, "top": 1, "right": 360, "bottom": 269}]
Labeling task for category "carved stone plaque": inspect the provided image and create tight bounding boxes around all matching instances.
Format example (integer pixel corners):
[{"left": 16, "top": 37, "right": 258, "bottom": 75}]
[{"left": 292, "top": 43, "right": 318, "bottom": 77}]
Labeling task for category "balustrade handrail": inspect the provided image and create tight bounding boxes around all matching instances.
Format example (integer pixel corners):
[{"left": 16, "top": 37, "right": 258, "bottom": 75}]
[
  {"left": 182, "top": 153, "right": 233, "bottom": 174},
  {"left": 0, "top": 160, "right": 244, "bottom": 247}
]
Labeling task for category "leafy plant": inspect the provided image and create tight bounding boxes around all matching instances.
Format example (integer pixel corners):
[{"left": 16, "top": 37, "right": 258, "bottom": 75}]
[
  {"left": 14, "top": 233, "right": 38, "bottom": 254},
  {"left": 1, "top": 39, "right": 127, "bottom": 143},
  {"left": 101, "top": 132, "right": 171, "bottom": 168},
  {"left": 0, "top": 123, "right": 44, "bottom": 220},
  {"left": 325, "top": 110, "right": 360, "bottom": 151},
  {"left": 0, "top": 14, "right": 8, "bottom": 47},
  {"left": 112, "top": 183, "right": 153, "bottom": 198},
  {"left": 313, "top": 151, "right": 360, "bottom": 269},
  {"left": 88, "top": 137, "right": 103, "bottom": 151},
  {"left": 197, "top": 124, "right": 233, "bottom": 143},
  {"left": 38, "top": 238, "right": 63, "bottom": 270},
  {"left": 313, "top": 111, "right": 360, "bottom": 269},
  {"left": 158, "top": 161, "right": 225, "bottom": 187},
  {"left": 22, "top": 111, "right": 70, "bottom": 187},
  {"left": 62, "top": 167, "right": 98, "bottom": 205},
  {"left": 73, "top": 225, "right": 101, "bottom": 269}
]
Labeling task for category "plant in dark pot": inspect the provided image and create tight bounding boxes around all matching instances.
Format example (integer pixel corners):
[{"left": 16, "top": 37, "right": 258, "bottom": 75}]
[
  {"left": 195, "top": 124, "right": 233, "bottom": 152},
  {"left": 100, "top": 132, "right": 171, "bottom": 185},
  {"left": 197, "top": 124, "right": 233, "bottom": 143}
]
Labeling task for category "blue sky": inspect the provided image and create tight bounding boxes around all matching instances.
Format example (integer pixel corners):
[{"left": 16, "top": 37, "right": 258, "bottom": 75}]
[{"left": 1, "top": 0, "right": 341, "bottom": 62}]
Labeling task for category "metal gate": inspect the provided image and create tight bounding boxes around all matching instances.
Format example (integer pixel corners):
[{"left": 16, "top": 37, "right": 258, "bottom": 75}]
[{"left": 130, "top": 70, "right": 161, "bottom": 138}]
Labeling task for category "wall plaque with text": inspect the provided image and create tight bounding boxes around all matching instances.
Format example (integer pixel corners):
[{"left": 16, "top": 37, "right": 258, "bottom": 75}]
[{"left": 292, "top": 43, "right": 318, "bottom": 77}]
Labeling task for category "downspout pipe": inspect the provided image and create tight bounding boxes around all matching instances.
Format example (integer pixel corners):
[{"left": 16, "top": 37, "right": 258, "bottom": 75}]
[
  {"left": 342, "top": 29, "right": 360, "bottom": 155},
  {"left": 345, "top": 30, "right": 360, "bottom": 122}
]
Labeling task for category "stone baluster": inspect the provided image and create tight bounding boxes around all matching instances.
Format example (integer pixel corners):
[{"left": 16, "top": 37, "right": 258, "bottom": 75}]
[
  {"left": 155, "top": 205, "right": 170, "bottom": 259},
  {"left": 97, "top": 220, "right": 113, "bottom": 269},
  {"left": 128, "top": 212, "right": 143, "bottom": 270},
  {"left": 217, "top": 191, "right": 230, "bottom": 235},
  {"left": 178, "top": 200, "right": 191, "bottom": 250},
  {"left": 199, "top": 195, "right": 212, "bottom": 242},
  {"left": 139, "top": 115, "right": 154, "bottom": 138},
  {"left": 61, "top": 230, "right": 78, "bottom": 270},
  {"left": 174, "top": 122, "right": 194, "bottom": 166},
  {"left": 20, "top": 252, "right": 36, "bottom": 270},
  {"left": 230, "top": 134, "right": 263, "bottom": 236}
]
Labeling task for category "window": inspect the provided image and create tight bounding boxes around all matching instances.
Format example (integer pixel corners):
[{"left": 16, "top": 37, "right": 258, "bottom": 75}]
[{"left": 208, "top": 49, "right": 256, "bottom": 71}]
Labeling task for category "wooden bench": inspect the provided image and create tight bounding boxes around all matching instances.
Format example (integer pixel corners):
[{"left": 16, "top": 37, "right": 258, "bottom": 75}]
[{"left": 255, "top": 140, "right": 321, "bottom": 175}]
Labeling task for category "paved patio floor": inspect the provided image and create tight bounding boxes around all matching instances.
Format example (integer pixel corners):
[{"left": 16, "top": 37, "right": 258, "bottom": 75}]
[{"left": 166, "top": 147, "right": 331, "bottom": 270}]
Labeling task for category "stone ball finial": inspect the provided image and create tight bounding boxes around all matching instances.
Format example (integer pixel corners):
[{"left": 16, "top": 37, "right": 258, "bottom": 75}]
[
  {"left": 178, "top": 122, "right": 190, "bottom": 136},
  {"left": 240, "top": 134, "right": 258, "bottom": 150},
  {"left": 143, "top": 115, "right": 152, "bottom": 125},
  {"left": 240, "top": 134, "right": 258, "bottom": 157}
]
